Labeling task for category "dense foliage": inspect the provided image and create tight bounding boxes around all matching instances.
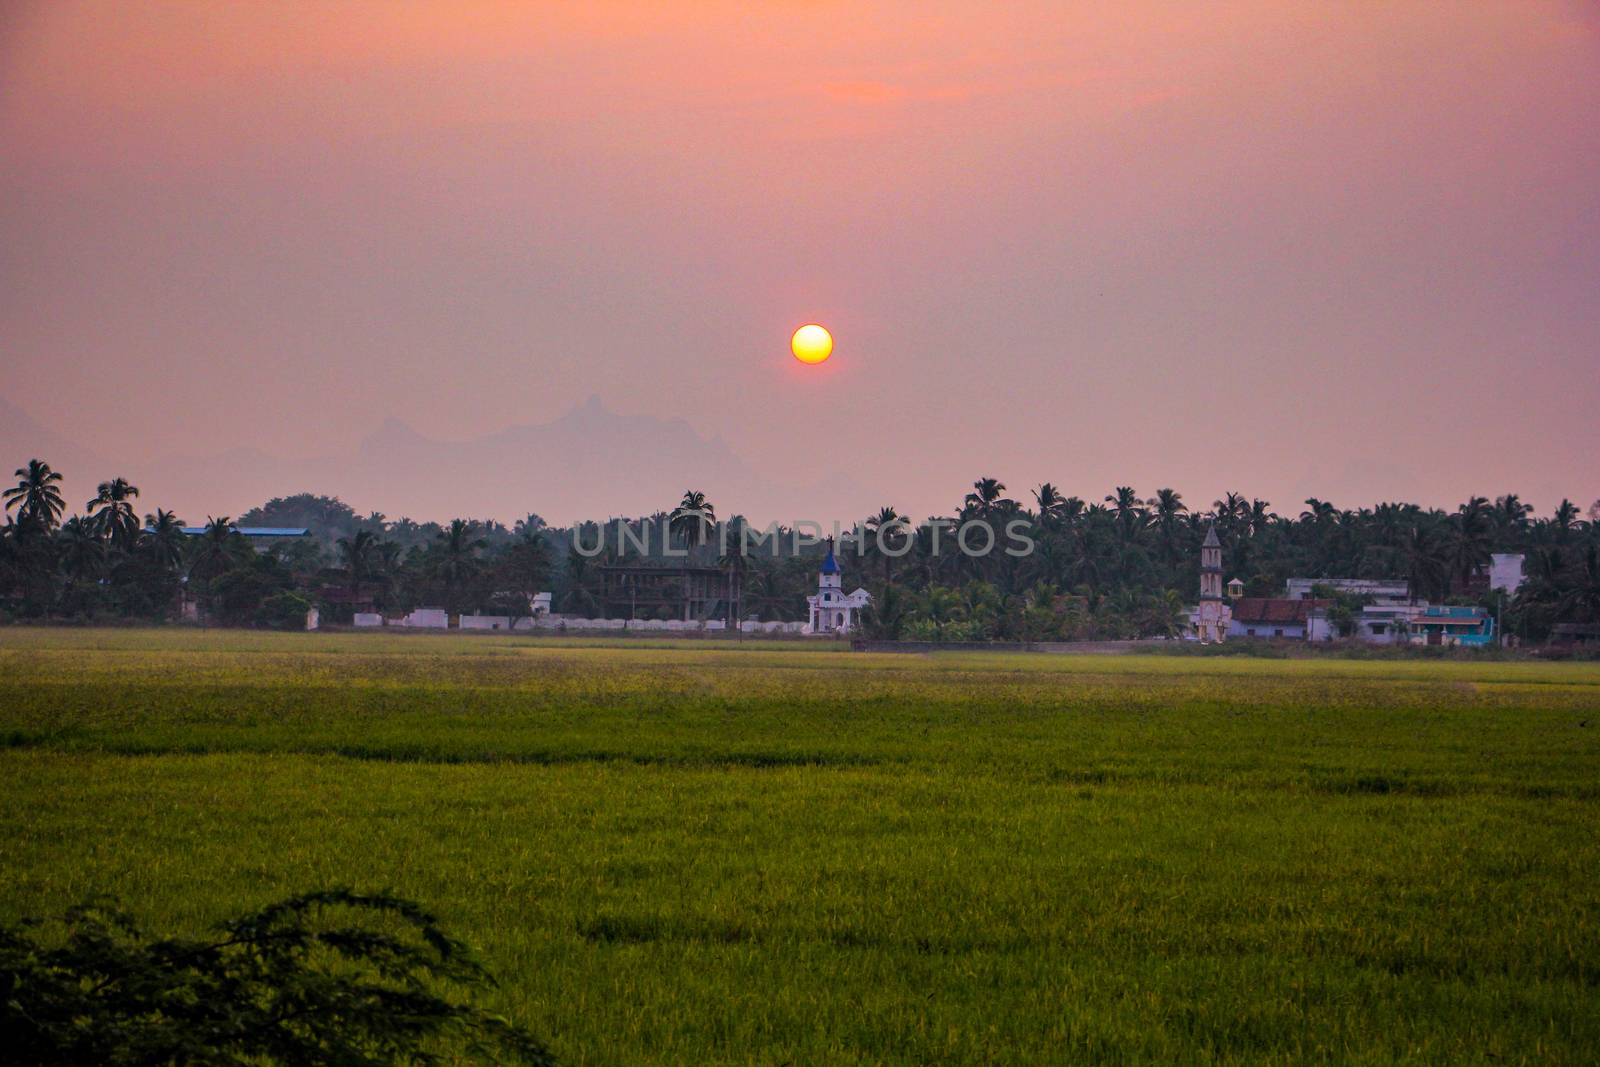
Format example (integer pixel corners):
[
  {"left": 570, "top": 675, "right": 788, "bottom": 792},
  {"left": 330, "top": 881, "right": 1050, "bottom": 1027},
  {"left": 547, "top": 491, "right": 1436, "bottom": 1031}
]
[
  {"left": 0, "top": 888, "right": 554, "bottom": 1065},
  {"left": 4, "top": 459, "right": 1597, "bottom": 640}
]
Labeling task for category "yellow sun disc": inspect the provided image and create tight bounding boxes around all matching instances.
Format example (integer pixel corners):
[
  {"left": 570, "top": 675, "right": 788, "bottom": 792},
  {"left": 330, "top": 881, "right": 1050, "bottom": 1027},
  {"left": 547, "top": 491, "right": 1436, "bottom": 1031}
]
[{"left": 791, "top": 323, "right": 833, "bottom": 364}]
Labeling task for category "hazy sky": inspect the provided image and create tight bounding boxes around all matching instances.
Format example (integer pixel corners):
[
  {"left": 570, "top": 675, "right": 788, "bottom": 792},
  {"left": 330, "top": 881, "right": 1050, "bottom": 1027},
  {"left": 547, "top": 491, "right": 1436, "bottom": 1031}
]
[{"left": 3, "top": 2, "right": 1597, "bottom": 523}]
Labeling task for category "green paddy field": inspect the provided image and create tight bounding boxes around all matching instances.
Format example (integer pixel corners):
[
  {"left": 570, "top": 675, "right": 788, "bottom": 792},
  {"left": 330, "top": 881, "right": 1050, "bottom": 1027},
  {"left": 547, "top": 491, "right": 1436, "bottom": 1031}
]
[{"left": 2, "top": 627, "right": 1597, "bottom": 1064}]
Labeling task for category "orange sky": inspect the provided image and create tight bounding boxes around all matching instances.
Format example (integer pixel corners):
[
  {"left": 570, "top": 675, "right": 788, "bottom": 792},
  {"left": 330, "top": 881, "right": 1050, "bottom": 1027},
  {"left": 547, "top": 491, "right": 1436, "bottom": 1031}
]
[{"left": 2, "top": 2, "right": 1597, "bottom": 523}]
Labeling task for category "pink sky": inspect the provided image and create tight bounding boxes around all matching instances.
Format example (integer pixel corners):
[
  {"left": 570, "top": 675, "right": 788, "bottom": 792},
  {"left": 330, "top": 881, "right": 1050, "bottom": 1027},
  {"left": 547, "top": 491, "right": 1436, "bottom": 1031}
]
[{"left": 2, "top": 2, "right": 1597, "bottom": 524}]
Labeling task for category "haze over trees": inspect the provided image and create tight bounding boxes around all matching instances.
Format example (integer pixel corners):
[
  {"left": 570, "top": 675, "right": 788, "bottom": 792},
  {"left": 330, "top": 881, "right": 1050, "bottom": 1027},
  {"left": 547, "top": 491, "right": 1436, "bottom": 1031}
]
[{"left": 3, "top": 459, "right": 1597, "bottom": 642}]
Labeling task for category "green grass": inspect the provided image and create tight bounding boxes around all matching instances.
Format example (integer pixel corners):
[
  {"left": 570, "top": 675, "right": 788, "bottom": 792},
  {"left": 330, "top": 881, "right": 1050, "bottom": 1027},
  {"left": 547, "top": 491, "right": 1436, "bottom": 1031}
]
[{"left": 2, "top": 627, "right": 1597, "bottom": 1064}]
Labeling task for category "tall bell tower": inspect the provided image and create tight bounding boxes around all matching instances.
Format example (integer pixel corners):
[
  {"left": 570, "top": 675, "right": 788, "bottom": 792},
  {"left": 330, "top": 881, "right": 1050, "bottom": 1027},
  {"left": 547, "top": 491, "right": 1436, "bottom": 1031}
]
[{"left": 1195, "top": 524, "right": 1230, "bottom": 642}]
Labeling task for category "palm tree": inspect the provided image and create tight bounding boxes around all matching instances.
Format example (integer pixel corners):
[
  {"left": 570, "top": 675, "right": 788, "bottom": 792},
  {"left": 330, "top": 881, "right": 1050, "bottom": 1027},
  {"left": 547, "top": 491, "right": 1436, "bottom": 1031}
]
[
  {"left": 1067, "top": 514, "right": 1117, "bottom": 596},
  {"left": 337, "top": 529, "right": 381, "bottom": 597},
  {"left": 1149, "top": 588, "right": 1190, "bottom": 639},
  {"left": 1553, "top": 499, "right": 1582, "bottom": 543},
  {"left": 141, "top": 509, "right": 187, "bottom": 572},
  {"left": 956, "top": 580, "right": 1003, "bottom": 636},
  {"left": 433, "top": 519, "right": 486, "bottom": 611},
  {"left": 557, "top": 545, "right": 600, "bottom": 615},
  {"left": 909, "top": 585, "right": 964, "bottom": 627},
  {"left": 744, "top": 557, "right": 803, "bottom": 621},
  {"left": 1148, "top": 488, "right": 1186, "bottom": 566},
  {"left": 716, "top": 543, "right": 748, "bottom": 627},
  {"left": 1494, "top": 494, "right": 1533, "bottom": 541},
  {"left": 1446, "top": 497, "right": 1494, "bottom": 593},
  {"left": 1401, "top": 521, "right": 1449, "bottom": 602},
  {"left": 4, "top": 460, "right": 66, "bottom": 531},
  {"left": 1032, "top": 484, "right": 1067, "bottom": 526},
  {"left": 86, "top": 477, "right": 142, "bottom": 548},
  {"left": 863, "top": 505, "right": 906, "bottom": 584},
  {"left": 1560, "top": 544, "right": 1600, "bottom": 622},
  {"left": 1148, "top": 488, "right": 1185, "bottom": 523},
  {"left": 503, "top": 529, "right": 552, "bottom": 598},
  {"left": 1105, "top": 486, "right": 1147, "bottom": 543},
  {"left": 1523, "top": 546, "right": 1565, "bottom": 604},
  {"left": 56, "top": 516, "right": 107, "bottom": 587},
  {"left": 963, "top": 478, "right": 1008, "bottom": 520},
  {"left": 1211, "top": 490, "right": 1244, "bottom": 523},
  {"left": 189, "top": 516, "right": 247, "bottom": 582},
  {"left": 670, "top": 490, "right": 716, "bottom": 551},
  {"left": 1300, "top": 498, "right": 1337, "bottom": 526},
  {"left": 1246, "top": 499, "right": 1276, "bottom": 537},
  {"left": 960, "top": 479, "right": 1015, "bottom": 582}
]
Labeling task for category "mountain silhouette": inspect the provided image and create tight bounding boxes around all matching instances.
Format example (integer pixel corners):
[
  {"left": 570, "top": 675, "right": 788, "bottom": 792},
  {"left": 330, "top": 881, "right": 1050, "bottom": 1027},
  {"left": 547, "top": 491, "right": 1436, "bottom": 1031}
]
[{"left": 2, "top": 395, "right": 873, "bottom": 526}]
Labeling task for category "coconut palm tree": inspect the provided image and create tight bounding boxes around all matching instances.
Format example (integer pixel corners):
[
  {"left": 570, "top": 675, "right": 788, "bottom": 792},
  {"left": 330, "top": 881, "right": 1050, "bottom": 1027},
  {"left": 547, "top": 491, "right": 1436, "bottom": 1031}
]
[
  {"left": 503, "top": 529, "right": 552, "bottom": 598},
  {"left": 1105, "top": 486, "right": 1147, "bottom": 543},
  {"left": 4, "top": 459, "right": 66, "bottom": 531},
  {"left": 1032, "top": 484, "right": 1067, "bottom": 526},
  {"left": 1246, "top": 499, "right": 1276, "bottom": 537},
  {"left": 1401, "top": 521, "right": 1450, "bottom": 602},
  {"left": 670, "top": 490, "right": 716, "bottom": 551},
  {"left": 1148, "top": 488, "right": 1185, "bottom": 523},
  {"left": 744, "top": 556, "right": 805, "bottom": 621},
  {"left": 1147, "top": 488, "right": 1186, "bottom": 566},
  {"left": 337, "top": 529, "right": 381, "bottom": 597},
  {"left": 1148, "top": 588, "right": 1191, "bottom": 639},
  {"left": 189, "top": 516, "right": 248, "bottom": 582},
  {"left": 56, "top": 516, "right": 106, "bottom": 587},
  {"left": 1553, "top": 498, "right": 1583, "bottom": 543},
  {"left": 716, "top": 543, "right": 748, "bottom": 627},
  {"left": 863, "top": 505, "right": 906, "bottom": 584},
  {"left": 1560, "top": 544, "right": 1600, "bottom": 622},
  {"left": 1067, "top": 515, "right": 1117, "bottom": 596},
  {"left": 959, "top": 479, "right": 1016, "bottom": 583},
  {"left": 909, "top": 585, "right": 965, "bottom": 627},
  {"left": 1494, "top": 494, "right": 1533, "bottom": 541},
  {"left": 1299, "top": 498, "right": 1337, "bottom": 526},
  {"left": 86, "top": 477, "right": 142, "bottom": 549},
  {"left": 141, "top": 509, "right": 187, "bottom": 572},
  {"left": 1446, "top": 497, "right": 1494, "bottom": 593},
  {"left": 433, "top": 519, "right": 486, "bottom": 611},
  {"left": 962, "top": 478, "right": 1008, "bottom": 520},
  {"left": 1523, "top": 546, "right": 1565, "bottom": 603}
]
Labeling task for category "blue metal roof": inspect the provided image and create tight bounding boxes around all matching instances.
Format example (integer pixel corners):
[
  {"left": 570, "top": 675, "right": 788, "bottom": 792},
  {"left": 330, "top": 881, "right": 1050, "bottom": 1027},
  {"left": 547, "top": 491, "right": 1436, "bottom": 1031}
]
[
  {"left": 819, "top": 541, "right": 840, "bottom": 574},
  {"left": 178, "top": 526, "right": 310, "bottom": 537}
]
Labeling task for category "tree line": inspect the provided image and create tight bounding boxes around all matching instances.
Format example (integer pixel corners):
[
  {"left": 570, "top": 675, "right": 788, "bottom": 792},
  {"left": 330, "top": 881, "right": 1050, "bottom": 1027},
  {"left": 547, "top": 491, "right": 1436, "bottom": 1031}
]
[{"left": 4, "top": 459, "right": 1598, "bottom": 641}]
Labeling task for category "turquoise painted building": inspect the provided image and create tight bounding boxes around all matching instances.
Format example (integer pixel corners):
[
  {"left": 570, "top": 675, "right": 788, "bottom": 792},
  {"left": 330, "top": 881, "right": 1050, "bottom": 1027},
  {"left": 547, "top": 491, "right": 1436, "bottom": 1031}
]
[{"left": 1409, "top": 606, "right": 1495, "bottom": 647}]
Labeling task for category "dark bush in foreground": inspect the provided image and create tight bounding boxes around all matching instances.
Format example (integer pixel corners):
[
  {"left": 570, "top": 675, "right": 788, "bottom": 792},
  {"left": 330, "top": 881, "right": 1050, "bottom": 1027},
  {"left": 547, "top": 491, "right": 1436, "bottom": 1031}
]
[{"left": 0, "top": 889, "right": 556, "bottom": 1066}]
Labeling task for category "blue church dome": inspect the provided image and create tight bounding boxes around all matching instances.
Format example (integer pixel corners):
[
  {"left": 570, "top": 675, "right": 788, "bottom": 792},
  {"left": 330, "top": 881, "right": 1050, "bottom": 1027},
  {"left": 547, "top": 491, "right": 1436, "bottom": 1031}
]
[{"left": 819, "top": 541, "right": 841, "bottom": 574}]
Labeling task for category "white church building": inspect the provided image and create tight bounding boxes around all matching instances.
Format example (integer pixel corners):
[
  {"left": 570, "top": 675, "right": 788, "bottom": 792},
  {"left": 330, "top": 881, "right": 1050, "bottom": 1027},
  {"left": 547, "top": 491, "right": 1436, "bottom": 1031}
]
[{"left": 806, "top": 540, "right": 871, "bottom": 635}]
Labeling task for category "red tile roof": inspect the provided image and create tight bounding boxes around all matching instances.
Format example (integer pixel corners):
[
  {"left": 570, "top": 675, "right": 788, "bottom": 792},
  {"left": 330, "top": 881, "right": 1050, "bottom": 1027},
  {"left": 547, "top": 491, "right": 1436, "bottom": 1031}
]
[{"left": 1230, "top": 598, "right": 1330, "bottom": 625}]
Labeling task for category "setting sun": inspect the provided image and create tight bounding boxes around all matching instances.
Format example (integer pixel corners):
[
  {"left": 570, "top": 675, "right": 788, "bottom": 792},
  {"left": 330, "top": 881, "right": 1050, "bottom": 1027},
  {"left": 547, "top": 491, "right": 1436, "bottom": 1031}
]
[{"left": 790, "top": 323, "right": 833, "bottom": 364}]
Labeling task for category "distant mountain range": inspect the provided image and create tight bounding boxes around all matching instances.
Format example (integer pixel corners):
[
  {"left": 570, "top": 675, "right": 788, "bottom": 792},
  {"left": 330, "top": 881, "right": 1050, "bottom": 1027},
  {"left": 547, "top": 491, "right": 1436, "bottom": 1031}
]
[{"left": 0, "top": 395, "right": 874, "bottom": 526}]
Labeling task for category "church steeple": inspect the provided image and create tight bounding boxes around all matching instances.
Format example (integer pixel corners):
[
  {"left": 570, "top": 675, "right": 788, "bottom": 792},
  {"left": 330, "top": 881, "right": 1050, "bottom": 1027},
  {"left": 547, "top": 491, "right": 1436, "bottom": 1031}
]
[
  {"left": 1200, "top": 523, "right": 1223, "bottom": 601},
  {"left": 808, "top": 537, "right": 868, "bottom": 634},
  {"left": 818, "top": 537, "right": 843, "bottom": 593},
  {"left": 1193, "top": 521, "right": 1231, "bottom": 643}
]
